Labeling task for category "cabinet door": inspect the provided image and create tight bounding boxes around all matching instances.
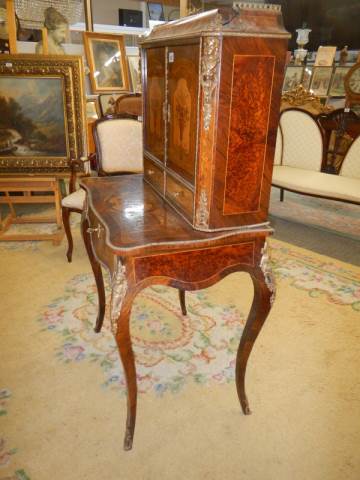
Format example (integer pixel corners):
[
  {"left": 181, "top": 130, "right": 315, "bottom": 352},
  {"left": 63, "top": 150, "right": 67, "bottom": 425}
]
[
  {"left": 167, "top": 44, "right": 199, "bottom": 184},
  {"left": 144, "top": 47, "right": 166, "bottom": 162}
]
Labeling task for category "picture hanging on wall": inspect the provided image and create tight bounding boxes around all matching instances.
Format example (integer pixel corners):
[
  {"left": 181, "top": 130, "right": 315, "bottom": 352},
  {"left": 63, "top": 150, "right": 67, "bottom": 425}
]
[
  {"left": 83, "top": 32, "right": 130, "bottom": 93},
  {"left": 147, "top": 2, "right": 165, "bottom": 21}
]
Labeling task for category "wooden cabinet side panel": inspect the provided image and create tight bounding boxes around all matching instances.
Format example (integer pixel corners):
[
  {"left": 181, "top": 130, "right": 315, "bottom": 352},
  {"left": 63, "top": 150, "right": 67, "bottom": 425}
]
[
  {"left": 224, "top": 54, "right": 275, "bottom": 215},
  {"left": 209, "top": 37, "right": 287, "bottom": 228},
  {"left": 144, "top": 47, "right": 166, "bottom": 163}
]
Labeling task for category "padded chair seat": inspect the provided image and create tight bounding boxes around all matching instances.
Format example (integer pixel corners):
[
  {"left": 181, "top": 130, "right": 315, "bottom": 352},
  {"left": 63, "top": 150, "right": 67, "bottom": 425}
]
[
  {"left": 61, "top": 189, "right": 86, "bottom": 210},
  {"left": 272, "top": 166, "right": 360, "bottom": 204}
]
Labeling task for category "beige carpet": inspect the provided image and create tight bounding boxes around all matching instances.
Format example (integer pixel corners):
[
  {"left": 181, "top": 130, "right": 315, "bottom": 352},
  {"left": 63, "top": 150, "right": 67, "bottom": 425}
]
[{"left": 1, "top": 226, "right": 360, "bottom": 480}]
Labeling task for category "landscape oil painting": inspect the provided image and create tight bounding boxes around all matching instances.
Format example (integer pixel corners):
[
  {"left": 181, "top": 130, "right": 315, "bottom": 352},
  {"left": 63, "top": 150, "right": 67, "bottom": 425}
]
[{"left": 0, "top": 76, "right": 67, "bottom": 157}]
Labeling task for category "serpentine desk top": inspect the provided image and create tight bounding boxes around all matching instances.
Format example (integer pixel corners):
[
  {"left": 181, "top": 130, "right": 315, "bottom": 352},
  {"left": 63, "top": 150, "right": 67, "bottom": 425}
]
[{"left": 80, "top": 174, "right": 273, "bottom": 256}]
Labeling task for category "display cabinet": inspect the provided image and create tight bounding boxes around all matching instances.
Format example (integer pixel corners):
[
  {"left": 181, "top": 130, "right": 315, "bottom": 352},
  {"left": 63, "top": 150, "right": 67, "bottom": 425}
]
[{"left": 141, "top": 4, "right": 290, "bottom": 231}]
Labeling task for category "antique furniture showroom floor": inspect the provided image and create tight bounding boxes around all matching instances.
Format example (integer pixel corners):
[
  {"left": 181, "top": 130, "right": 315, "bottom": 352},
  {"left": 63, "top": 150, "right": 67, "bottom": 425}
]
[{"left": 1, "top": 1, "right": 360, "bottom": 479}]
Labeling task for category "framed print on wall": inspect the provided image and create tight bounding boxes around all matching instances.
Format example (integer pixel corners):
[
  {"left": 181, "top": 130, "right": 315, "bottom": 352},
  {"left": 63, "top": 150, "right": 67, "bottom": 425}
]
[
  {"left": 329, "top": 66, "right": 351, "bottom": 97},
  {"left": 147, "top": 2, "right": 165, "bottom": 21},
  {"left": 0, "top": 54, "right": 86, "bottom": 173},
  {"left": 310, "top": 67, "right": 333, "bottom": 96},
  {"left": 282, "top": 66, "right": 304, "bottom": 92},
  {"left": 83, "top": 32, "right": 130, "bottom": 94}
]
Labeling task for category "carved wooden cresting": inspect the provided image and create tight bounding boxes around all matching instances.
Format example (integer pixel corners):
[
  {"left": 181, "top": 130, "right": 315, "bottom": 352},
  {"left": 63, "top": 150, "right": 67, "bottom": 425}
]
[{"left": 141, "top": 5, "right": 290, "bottom": 231}]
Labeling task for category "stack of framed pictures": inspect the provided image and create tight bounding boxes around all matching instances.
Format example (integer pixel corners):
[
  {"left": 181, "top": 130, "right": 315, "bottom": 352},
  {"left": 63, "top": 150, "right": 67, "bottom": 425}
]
[{"left": 282, "top": 64, "right": 352, "bottom": 99}]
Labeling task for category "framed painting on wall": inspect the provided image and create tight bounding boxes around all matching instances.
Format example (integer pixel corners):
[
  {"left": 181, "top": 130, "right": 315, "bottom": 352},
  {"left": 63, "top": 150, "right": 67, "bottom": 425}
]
[
  {"left": 0, "top": 54, "right": 86, "bottom": 173},
  {"left": 83, "top": 32, "right": 130, "bottom": 93}
]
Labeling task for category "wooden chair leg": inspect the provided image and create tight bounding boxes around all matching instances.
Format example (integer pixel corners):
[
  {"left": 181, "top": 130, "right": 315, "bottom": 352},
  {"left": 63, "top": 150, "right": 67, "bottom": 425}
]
[
  {"left": 178, "top": 289, "right": 187, "bottom": 315},
  {"left": 280, "top": 188, "right": 284, "bottom": 202},
  {"left": 81, "top": 213, "right": 106, "bottom": 333},
  {"left": 62, "top": 207, "right": 73, "bottom": 263}
]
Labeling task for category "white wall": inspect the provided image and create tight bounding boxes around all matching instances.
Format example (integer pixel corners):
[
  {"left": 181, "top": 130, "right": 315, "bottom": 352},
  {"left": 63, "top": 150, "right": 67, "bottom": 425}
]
[
  {"left": 93, "top": 0, "right": 147, "bottom": 26},
  {"left": 92, "top": 0, "right": 179, "bottom": 27}
]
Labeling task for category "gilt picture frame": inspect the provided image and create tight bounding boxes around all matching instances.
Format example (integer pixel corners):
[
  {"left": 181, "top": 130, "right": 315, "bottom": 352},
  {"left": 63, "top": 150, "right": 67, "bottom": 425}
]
[
  {"left": 0, "top": 54, "right": 86, "bottom": 173},
  {"left": 83, "top": 32, "right": 130, "bottom": 94}
]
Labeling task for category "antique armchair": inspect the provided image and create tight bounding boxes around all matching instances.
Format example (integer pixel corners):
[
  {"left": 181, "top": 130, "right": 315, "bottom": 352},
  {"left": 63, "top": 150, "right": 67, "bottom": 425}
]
[{"left": 61, "top": 114, "right": 143, "bottom": 262}]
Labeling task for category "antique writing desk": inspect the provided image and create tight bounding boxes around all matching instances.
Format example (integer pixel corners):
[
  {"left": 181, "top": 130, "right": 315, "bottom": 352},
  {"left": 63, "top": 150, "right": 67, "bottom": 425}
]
[{"left": 81, "top": 174, "right": 275, "bottom": 450}]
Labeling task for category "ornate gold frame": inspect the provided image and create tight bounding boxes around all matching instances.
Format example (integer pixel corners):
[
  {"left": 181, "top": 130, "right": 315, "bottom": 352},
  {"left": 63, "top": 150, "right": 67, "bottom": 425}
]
[{"left": 0, "top": 54, "right": 86, "bottom": 174}]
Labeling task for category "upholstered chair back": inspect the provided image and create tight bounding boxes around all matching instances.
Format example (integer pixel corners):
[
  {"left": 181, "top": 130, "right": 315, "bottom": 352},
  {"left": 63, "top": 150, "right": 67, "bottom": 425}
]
[
  {"left": 340, "top": 136, "right": 360, "bottom": 179},
  {"left": 280, "top": 109, "right": 323, "bottom": 171},
  {"left": 95, "top": 116, "right": 143, "bottom": 174},
  {"left": 114, "top": 94, "right": 142, "bottom": 116},
  {"left": 273, "top": 128, "right": 283, "bottom": 165}
]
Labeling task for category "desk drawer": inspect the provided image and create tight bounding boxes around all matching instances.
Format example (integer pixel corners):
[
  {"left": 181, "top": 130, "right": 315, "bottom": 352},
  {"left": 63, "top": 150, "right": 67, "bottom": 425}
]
[
  {"left": 87, "top": 207, "right": 115, "bottom": 276},
  {"left": 165, "top": 174, "right": 193, "bottom": 219},
  {"left": 144, "top": 158, "right": 164, "bottom": 194}
]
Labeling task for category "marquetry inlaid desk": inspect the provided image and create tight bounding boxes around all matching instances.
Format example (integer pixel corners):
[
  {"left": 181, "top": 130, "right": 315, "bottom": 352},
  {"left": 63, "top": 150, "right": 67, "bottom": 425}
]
[{"left": 80, "top": 174, "right": 276, "bottom": 451}]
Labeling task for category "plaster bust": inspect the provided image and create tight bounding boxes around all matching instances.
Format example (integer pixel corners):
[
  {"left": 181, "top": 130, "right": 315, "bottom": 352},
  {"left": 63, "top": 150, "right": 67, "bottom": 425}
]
[{"left": 36, "top": 7, "right": 68, "bottom": 55}]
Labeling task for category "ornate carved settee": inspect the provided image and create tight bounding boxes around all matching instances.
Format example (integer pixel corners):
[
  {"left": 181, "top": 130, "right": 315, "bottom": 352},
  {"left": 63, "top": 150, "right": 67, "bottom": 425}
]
[{"left": 272, "top": 106, "right": 360, "bottom": 206}]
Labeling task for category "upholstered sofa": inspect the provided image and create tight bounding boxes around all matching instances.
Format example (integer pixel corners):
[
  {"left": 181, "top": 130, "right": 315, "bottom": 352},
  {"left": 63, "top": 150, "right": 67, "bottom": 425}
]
[{"left": 272, "top": 108, "right": 360, "bottom": 205}]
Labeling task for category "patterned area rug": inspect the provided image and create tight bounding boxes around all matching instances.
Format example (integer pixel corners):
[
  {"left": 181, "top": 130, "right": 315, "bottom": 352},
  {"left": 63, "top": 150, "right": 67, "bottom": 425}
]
[
  {"left": 37, "top": 241, "right": 360, "bottom": 398},
  {"left": 270, "top": 188, "right": 360, "bottom": 240},
  {"left": 1, "top": 236, "right": 360, "bottom": 480}
]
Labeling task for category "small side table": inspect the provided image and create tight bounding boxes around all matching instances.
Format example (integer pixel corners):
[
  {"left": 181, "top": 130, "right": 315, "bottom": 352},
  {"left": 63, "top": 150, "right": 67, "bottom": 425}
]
[{"left": 81, "top": 175, "right": 275, "bottom": 450}]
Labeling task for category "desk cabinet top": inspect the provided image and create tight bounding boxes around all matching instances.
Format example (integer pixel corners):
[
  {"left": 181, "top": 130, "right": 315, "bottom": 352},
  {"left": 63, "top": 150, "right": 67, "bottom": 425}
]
[{"left": 141, "top": 5, "right": 289, "bottom": 232}]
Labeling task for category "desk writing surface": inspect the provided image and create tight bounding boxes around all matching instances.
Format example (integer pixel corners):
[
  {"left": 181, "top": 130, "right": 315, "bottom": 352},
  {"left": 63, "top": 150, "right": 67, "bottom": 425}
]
[{"left": 81, "top": 175, "right": 272, "bottom": 255}]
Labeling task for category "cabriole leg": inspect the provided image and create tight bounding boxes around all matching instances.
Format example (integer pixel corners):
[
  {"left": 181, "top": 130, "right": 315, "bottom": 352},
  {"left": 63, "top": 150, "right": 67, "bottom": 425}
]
[
  {"left": 178, "top": 288, "right": 187, "bottom": 315},
  {"left": 235, "top": 250, "right": 275, "bottom": 415},
  {"left": 62, "top": 207, "right": 73, "bottom": 263},
  {"left": 81, "top": 214, "right": 106, "bottom": 333},
  {"left": 113, "top": 291, "right": 138, "bottom": 451}
]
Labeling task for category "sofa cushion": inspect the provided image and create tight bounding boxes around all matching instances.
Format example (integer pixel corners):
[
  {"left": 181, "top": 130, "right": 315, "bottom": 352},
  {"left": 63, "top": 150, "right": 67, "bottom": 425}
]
[{"left": 272, "top": 165, "right": 360, "bottom": 203}]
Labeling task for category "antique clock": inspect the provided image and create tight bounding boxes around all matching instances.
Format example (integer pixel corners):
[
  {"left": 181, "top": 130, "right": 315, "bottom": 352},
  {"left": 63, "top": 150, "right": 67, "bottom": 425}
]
[
  {"left": 344, "top": 63, "right": 360, "bottom": 106},
  {"left": 141, "top": 4, "right": 290, "bottom": 231}
]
